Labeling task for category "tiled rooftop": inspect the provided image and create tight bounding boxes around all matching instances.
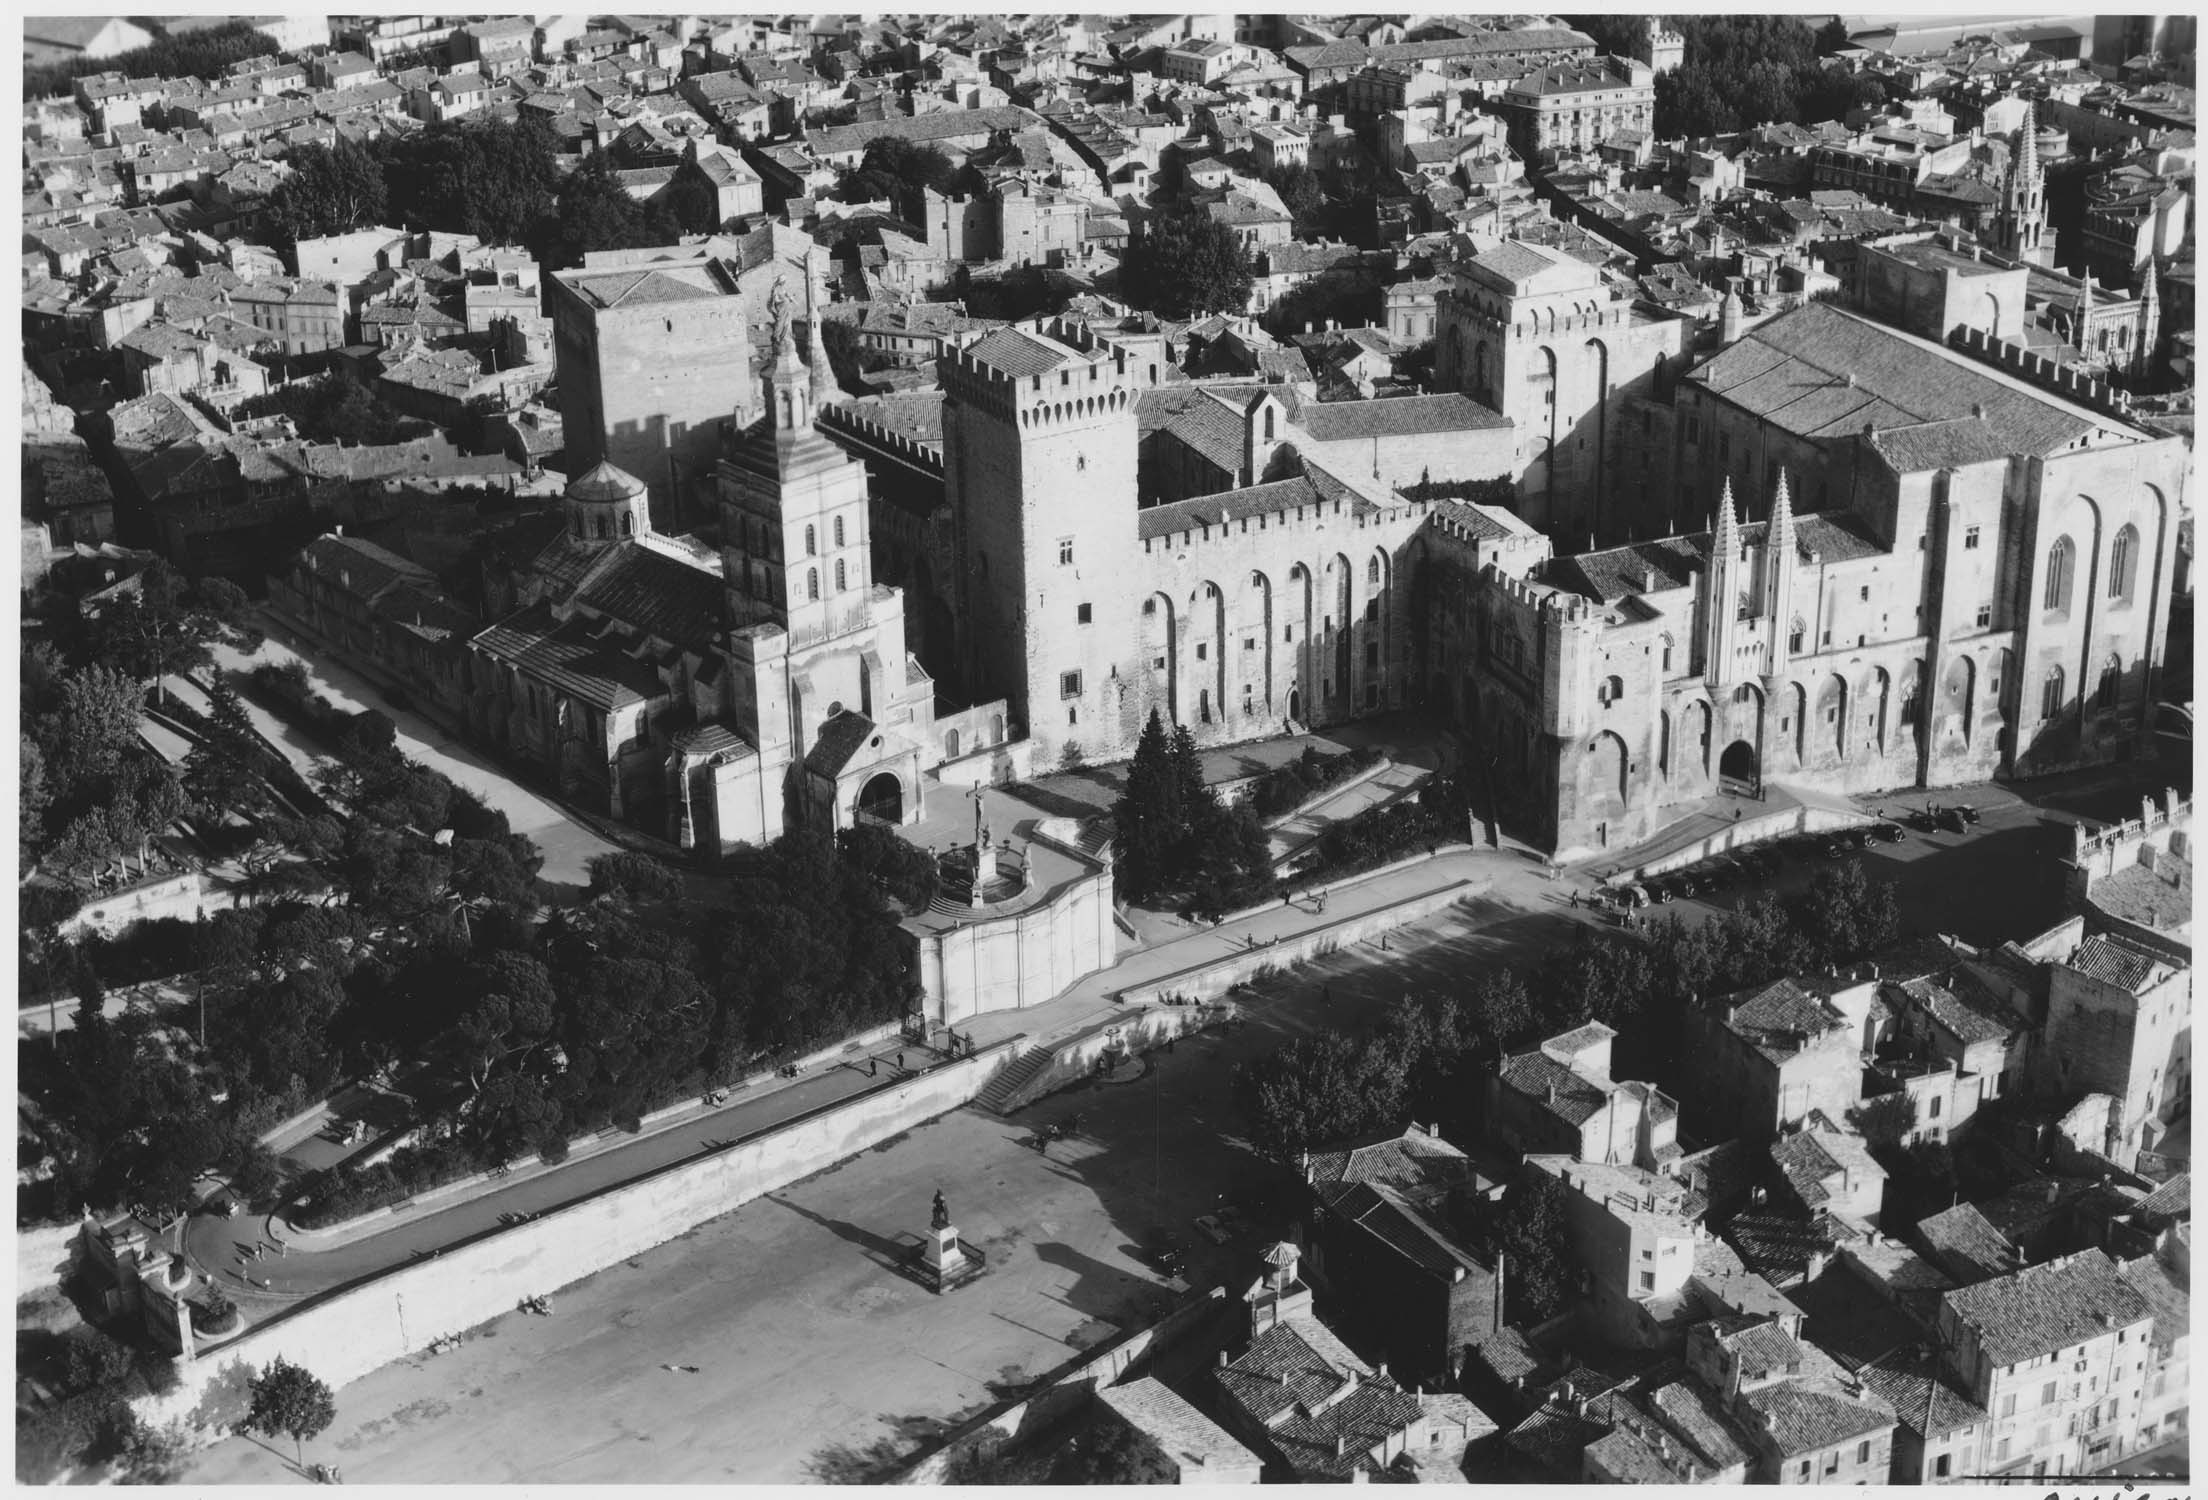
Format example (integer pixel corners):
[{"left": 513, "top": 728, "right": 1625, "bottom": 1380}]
[{"left": 1941, "top": 1248, "right": 2154, "bottom": 1366}]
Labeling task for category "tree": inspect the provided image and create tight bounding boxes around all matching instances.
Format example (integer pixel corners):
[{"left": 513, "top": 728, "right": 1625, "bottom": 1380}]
[
  {"left": 1120, "top": 209, "right": 1253, "bottom": 319},
  {"left": 836, "top": 137, "right": 959, "bottom": 208},
  {"left": 41, "top": 665, "right": 144, "bottom": 792},
  {"left": 1814, "top": 17, "right": 1852, "bottom": 54},
  {"left": 1233, "top": 1028, "right": 1412, "bottom": 1158},
  {"left": 243, "top": 1357, "right": 336, "bottom": 1467},
  {"left": 1263, "top": 163, "right": 1329, "bottom": 236},
  {"left": 1472, "top": 1168, "right": 1579, "bottom": 1324},
  {"left": 542, "top": 154, "right": 677, "bottom": 269},
  {"left": 1112, "top": 710, "right": 1180, "bottom": 903},
  {"left": 266, "top": 137, "right": 389, "bottom": 249},
  {"left": 586, "top": 851, "right": 687, "bottom": 904},
  {"left": 836, "top": 824, "right": 940, "bottom": 911}
]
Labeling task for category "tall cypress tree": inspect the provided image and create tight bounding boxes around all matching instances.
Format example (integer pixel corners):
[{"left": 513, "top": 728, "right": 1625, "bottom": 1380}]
[{"left": 1112, "top": 710, "right": 1176, "bottom": 901}]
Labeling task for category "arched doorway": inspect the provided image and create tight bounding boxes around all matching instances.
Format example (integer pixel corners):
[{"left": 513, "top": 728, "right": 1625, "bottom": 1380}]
[
  {"left": 1718, "top": 739, "right": 1759, "bottom": 795},
  {"left": 1287, "top": 687, "right": 1301, "bottom": 723},
  {"left": 857, "top": 772, "right": 903, "bottom": 824}
]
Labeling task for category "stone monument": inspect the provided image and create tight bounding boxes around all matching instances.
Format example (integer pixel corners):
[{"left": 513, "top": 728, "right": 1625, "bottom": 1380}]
[
  {"left": 968, "top": 788, "right": 996, "bottom": 908},
  {"left": 916, "top": 1187, "right": 982, "bottom": 1292}
]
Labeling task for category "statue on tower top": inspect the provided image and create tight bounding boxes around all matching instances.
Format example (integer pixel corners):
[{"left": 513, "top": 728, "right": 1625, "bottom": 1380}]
[{"left": 767, "top": 273, "right": 795, "bottom": 354}]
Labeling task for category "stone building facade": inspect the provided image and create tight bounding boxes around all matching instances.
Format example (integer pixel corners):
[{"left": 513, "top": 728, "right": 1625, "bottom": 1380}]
[
  {"left": 931, "top": 322, "right": 1536, "bottom": 769},
  {"left": 1421, "top": 300, "right": 2185, "bottom": 860},
  {"left": 1434, "top": 238, "right": 1693, "bottom": 540}
]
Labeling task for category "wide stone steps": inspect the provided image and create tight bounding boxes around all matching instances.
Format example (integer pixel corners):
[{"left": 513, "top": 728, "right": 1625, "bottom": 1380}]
[{"left": 971, "top": 1043, "right": 1053, "bottom": 1116}]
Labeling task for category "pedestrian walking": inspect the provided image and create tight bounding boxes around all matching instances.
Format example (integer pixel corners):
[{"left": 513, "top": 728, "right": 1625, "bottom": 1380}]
[
  {"left": 1569, "top": 891, "right": 1579, "bottom": 909},
  {"left": 896, "top": 1052, "right": 905, "bottom": 1070},
  {"left": 869, "top": 1058, "right": 878, "bottom": 1077}
]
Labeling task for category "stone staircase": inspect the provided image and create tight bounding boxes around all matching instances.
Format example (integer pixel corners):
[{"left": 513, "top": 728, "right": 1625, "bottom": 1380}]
[{"left": 971, "top": 1042, "right": 1054, "bottom": 1116}]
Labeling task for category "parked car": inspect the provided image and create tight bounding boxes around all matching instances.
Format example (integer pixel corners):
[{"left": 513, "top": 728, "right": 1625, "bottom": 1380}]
[
  {"left": 1193, "top": 1214, "right": 1231, "bottom": 1245},
  {"left": 1644, "top": 876, "right": 1677, "bottom": 903},
  {"left": 1839, "top": 827, "right": 1872, "bottom": 851},
  {"left": 1145, "top": 1231, "right": 1189, "bottom": 1275},
  {"left": 1952, "top": 804, "right": 1980, "bottom": 826},
  {"left": 1618, "top": 883, "right": 1651, "bottom": 909},
  {"left": 1934, "top": 806, "right": 1969, "bottom": 835},
  {"left": 1872, "top": 821, "right": 1906, "bottom": 844}
]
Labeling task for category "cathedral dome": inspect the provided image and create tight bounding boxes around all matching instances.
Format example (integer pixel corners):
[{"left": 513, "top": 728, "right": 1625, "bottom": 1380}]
[
  {"left": 564, "top": 459, "right": 652, "bottom": 543},
  {"left": 566, "top": 460, "right": 648, "bottom": 505}
]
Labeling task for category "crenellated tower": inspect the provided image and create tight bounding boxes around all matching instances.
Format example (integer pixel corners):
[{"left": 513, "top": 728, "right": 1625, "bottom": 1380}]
[{"left": 939, "top": 325, "right": 1142, "bottom": 763}]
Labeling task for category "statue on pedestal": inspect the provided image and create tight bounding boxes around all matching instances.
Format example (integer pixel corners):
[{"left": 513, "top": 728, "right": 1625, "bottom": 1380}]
[{"left": 931, "top": 1190, "right": 950, "bottom": 1232}]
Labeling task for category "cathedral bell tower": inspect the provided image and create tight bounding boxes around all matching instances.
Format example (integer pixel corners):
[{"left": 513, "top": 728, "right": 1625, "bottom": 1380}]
[
  {"left": 718, "top": 262, "right": 876, "bottom": 643},
  {"left": 1992, "top": 103, "right": 2048, "bottom": 266}
]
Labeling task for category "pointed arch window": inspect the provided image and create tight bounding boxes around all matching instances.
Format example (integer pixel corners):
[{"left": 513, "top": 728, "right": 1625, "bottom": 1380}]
[
  {"left": 1789, "top": 618, "right": 1806, "bottom": 654},
  {"left": 2097, "top": 655, "right": 2122, "bottom": 710},
  {"left": 834, "top": 515, "right": 846, "bottom": 548},
  {"left": 1659, "top": 634, "right": 1673, "bottom": 674},
  {"left": 2040, "top": 665, "right": 2064, "bottom": 721},
  {"left": 1263, "top": 407, "right": 1276, "bottom": 441},
  {"left": 2043, "top": 536, "right": 2074, "bottom": 612},
  {"left": 834, "top": 559, "right": 847, "bottom": 592},
  {"left": 2108, "top": 525, "right": 2138, "bottom": 602},
  {"left": 805, "top": 523, "right": 817, "bottom": 557},
  {"left": 807, "top": 567, "right": 820, "bottom": 602}
]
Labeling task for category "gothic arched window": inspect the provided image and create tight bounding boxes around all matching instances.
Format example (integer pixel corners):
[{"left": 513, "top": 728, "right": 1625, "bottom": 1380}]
[
  {"left": 807, "top": 567, "right": 819, "bottom": 602},
  {"left": 834, "top": 559, "right": 847, "bottom": 591},
  {"left": 834, "top": 515, "right": 846, "bottom": 548},
  {"left": 2097, "top": 655, "right": 2122, "bottom": 710},
  {"left": 2043, "top": 535, "right": 2074, "bottom": 612},
  {"left": 805, "top": 524, "right": 817, "bottom": 557},
  {"left": 2040, "top": 665, "right": 2064, "bottom": 720},
  {"left": 2109, "top": 525, "right": 2138, "bottom": 602}
]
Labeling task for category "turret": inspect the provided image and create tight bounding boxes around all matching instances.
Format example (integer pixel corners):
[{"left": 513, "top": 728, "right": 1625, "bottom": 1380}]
[
  {"left": 1702, "top": 478, "right": 1741, "bottom": 684},
  {"left": 1767, "top": 469, "right": 1797, "bottom": 675},
  {"left": 2136, "top": 257, "right": 2159, "bottom": 377}
]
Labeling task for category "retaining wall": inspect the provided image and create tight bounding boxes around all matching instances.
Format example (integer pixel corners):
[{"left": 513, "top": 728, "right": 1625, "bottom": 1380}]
[
  {"left": 896, "top": 1288, "right": 1232, "bottom": 1484},
  {"left": 134, "top": 1040, "right": 1026, "bottom": 1440},
  {"left": 294, "top": 1020, "right": 913, "bottom": 1240},
  {"left": 1119, "top": 877, "right": 1486, "bottom": 1008},
  {"left": 1620, "top": 802, "right": 1868, "bottom": 881},
  {"left": 990, "top": 1003, "right": 1230, "bottom": 1115}
]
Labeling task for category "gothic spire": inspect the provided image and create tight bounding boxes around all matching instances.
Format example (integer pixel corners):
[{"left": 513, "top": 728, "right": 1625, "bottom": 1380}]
[
  {"left": 803, "top": 251, "right": 836, "bottom": 407},
  {"left": 1715, "top": 476, "right": 1739, "bottom": 548},
  {"left": 1769, "top": 467, "right": 1794, "bottom": 535},
  {"left": 2014, "top": 99, "right": 2038, "bottom": 186},
  {"left": 2140, "top": 254, "right": 2159, "bottom": 306}
]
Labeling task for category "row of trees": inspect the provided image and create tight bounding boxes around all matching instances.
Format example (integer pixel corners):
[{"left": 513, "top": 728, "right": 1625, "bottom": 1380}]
[
  {"left": 265, "top": 119, "right": 725, "bottom": 269},
  {"left": 1111, "top": 710, "right": 1272, "bottom": 912},
  {"left": 25, "top": 18, "right": 279, "bottom": 100}
]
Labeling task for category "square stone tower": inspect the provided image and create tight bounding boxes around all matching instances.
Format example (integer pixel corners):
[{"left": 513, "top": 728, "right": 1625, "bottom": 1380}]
[{"left": 940, "top": 326, "right": 1143, "bottom": 767}]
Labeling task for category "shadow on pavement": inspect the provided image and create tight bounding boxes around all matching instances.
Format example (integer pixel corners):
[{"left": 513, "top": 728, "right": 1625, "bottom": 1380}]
[{"left": 766, "top": 1194, "right": 915, "bottom": 1273}]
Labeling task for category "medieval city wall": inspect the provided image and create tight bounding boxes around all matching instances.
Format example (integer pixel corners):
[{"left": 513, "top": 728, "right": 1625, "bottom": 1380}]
[{"left": 131, "top": 1043, "right": 1026, "bottom": 1441}]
